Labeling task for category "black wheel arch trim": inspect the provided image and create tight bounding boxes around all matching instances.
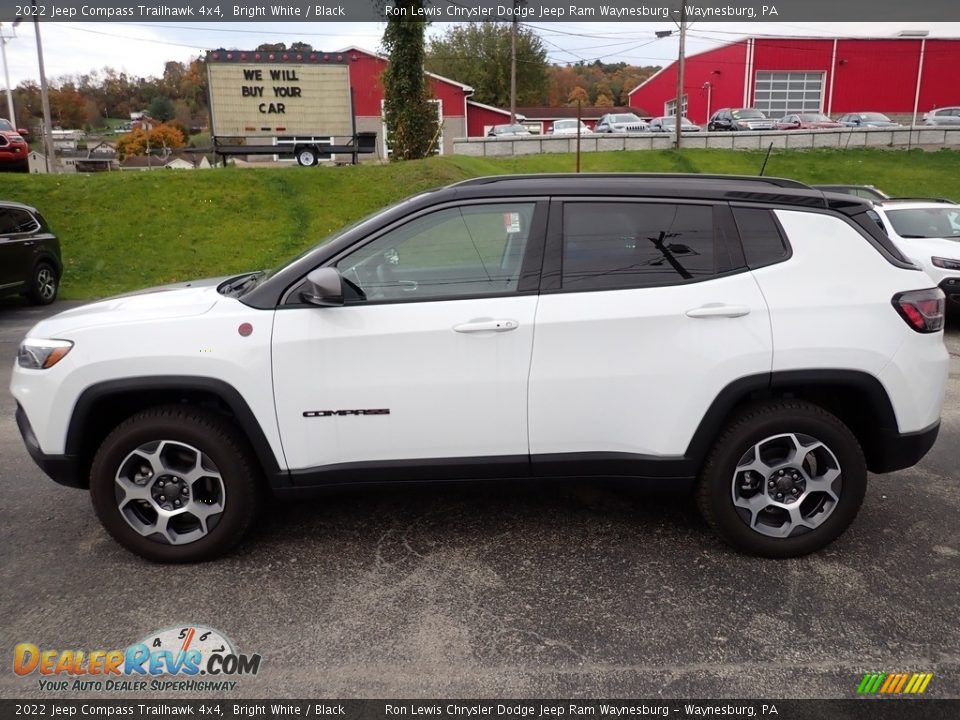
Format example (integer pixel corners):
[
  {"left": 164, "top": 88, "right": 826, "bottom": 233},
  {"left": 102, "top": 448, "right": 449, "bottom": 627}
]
[
  {"left": 685, "top": 369, "right": 909, "bottom": 473},
  {"left": 65, "top": 376, "right": 287, "bottom": 487}
]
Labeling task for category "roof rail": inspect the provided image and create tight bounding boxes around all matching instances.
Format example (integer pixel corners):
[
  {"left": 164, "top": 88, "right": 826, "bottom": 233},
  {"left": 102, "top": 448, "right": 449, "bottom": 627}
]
[
  {"left": 452, "top": 173, "right": 811, "bottom": 190},
  {"left": 882, "top": 196, "right": 955, "bottom": 204}
]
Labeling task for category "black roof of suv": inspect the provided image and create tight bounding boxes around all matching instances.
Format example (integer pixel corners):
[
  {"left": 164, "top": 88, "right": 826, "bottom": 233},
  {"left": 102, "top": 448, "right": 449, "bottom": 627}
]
[{"left": 243, "top": 173, "right": 910, "bottom": 308}]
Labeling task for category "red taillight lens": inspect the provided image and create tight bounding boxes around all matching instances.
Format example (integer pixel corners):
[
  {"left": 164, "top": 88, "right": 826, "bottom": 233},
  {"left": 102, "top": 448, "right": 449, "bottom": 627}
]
[{"left": 892, "top": 289, "right": 945, "bottom": 333}]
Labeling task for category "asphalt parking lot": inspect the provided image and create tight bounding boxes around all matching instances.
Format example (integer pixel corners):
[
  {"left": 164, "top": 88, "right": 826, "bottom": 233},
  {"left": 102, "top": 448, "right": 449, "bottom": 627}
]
[{"left": 1, "top": 298, "right": 958, "bottom": 700}]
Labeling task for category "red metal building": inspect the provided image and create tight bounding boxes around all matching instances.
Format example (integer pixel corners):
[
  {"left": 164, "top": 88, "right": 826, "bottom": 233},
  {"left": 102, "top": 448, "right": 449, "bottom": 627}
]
[{"left": 628, "top": 36, "right": 960, "bottom": 125}]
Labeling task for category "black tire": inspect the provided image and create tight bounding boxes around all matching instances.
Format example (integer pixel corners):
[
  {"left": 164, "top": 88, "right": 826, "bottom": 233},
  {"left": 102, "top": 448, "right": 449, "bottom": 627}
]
[
  {"left": 89, "top": 406, "right": 262, "bottom": 563},
  {"left": 707, "top": 123, "right": 716, "bottom": 131},
  {"left": 26, "top": 261, "right": 59, "bottom": 305},
  {"left": 696, "top": 400, "right": 867, "bottom": 558},
  {"left": 295, "top": 147, "right": 317, "bottom": 167}
]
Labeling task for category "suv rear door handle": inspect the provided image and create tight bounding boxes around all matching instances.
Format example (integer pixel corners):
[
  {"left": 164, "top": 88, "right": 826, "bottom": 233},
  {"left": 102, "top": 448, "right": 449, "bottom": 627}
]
[
  {"left": 685, "top": 304, "right": 751, "bottom": 319},
  {"left": 453, "top": 319, "right": 519, "bottom": 333}
]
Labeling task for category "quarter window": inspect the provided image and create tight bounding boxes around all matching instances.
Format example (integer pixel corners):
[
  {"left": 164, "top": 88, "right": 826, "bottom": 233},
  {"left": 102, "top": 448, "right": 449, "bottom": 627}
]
[
  {"left": 336, "top": 203, "right": 536, "bottom": 302},
  {"left": 561, "top": 203, "right": 720, "bottom": 291},
  {"left": 732, "top": 207, "right": 789, "bottom": 269}
]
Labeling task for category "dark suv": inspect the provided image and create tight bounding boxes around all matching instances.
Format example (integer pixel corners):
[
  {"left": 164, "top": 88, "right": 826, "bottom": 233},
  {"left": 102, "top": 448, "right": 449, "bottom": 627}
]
[
  {"left": 0, "top": 202, "right": 62, "bottom": 305},
  {"left": 708, "top": 108, "right": 775, "bottom": 131}
]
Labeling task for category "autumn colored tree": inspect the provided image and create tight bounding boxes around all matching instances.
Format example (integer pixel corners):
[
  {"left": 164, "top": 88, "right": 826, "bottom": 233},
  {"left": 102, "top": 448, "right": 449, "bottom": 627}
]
[
  {"left": 567, "top": 87, "right": 589, "bottom": 106},
  {"left": 595, "top": 93, "right": 615, "bottom": 107},
  {"left": 116, "top": 124, "right": 185, "bottom": 158},
  {"left": 116, "top": 128, "right": 148, "bottom": 158}
]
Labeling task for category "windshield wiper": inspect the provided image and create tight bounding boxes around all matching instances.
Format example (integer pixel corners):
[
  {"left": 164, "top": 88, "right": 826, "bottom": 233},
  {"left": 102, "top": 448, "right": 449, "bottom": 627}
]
[{"left": 219, "top": 271, "right": 265, "bottom": 296}]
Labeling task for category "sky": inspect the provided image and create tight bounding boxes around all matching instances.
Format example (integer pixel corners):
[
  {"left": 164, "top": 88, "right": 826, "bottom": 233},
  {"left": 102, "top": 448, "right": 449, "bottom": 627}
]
[{"left": 2, "top": 21, "right": 959, "bottom": 88}]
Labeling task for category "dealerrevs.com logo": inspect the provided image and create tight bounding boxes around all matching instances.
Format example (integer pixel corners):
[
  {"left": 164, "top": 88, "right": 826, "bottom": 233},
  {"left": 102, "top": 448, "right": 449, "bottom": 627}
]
[{"left": 13, "top": 625, "right": 261, "bottom": 693}]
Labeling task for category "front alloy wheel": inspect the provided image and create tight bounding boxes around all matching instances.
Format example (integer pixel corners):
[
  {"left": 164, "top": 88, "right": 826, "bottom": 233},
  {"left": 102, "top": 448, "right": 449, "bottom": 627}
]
[
  {"left": 114, "top": 440, "right": 226, "bottom": 545},
  {"left": 90, "top": 406, "right": 260, "bottom": 562}
]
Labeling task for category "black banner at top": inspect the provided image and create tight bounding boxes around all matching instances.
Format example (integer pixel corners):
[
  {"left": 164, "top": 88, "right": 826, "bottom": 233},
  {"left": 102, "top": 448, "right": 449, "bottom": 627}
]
[{"left": 2, "top": 0, "right": 959, "bottom": 23}]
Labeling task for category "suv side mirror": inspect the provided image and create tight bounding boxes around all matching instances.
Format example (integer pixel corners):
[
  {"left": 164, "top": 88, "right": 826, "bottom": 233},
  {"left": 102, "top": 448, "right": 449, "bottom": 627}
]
[{"left": 300, "top": 267, "right": 344, "bottom": 306}]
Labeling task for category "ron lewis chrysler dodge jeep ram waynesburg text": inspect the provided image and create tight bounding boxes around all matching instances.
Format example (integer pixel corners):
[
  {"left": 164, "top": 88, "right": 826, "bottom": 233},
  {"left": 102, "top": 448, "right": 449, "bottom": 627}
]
[{"left": 12, "top": 174, "right": 948, "bottom": 562}]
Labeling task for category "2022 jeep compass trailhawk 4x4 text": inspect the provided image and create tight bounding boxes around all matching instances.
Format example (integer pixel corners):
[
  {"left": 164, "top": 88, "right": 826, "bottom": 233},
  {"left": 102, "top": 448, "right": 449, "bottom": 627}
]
[{"left": 12, "top": 174, "right": 949, "bottom": 562}]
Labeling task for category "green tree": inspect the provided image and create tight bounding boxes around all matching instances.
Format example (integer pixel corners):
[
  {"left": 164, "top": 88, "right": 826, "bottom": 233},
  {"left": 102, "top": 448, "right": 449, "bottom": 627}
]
[
  {"left": 426, "top": 23, "right": 549, "bottom": 108},
  {"left": 148, "top": 95, "right": 175, "bottom": 122},
  {"left": 381, "top": 9, "right": 438, "bottom": 160}
]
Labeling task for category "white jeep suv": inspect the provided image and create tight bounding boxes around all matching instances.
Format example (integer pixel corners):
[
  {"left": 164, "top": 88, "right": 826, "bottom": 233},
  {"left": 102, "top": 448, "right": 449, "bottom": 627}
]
[
  {"left": 869, "top": 198, "right": 960, "bottom": 312},
  {"left": 11, "top": 174, "right": 949, "bottom": 562}
]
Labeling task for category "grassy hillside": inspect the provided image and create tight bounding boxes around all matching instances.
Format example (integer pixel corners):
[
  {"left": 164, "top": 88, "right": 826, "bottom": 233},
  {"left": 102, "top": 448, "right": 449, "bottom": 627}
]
[{"left": 1, "top": 148, "right": 958, "bottom": 299}]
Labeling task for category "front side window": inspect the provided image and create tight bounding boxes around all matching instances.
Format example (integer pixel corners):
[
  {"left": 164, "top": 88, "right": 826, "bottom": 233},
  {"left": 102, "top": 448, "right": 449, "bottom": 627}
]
[
  {"left": 336, "top": 203, "right": 536, "bottom": 302},
  {"left": 561, "top": 202, "right": 721, "bottom": 291}
]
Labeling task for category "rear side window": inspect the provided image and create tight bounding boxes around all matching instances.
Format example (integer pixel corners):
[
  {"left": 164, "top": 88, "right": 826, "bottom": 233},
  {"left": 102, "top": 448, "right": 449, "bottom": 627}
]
[
  {"left": 0, "top": 208, "right": 39, "bottom": 235},
  {"left": 561, "top": 202, "right": 721, "bottom": 291},
  {"left": 732, "top": 207, "right": 789, "bottom": 269}
]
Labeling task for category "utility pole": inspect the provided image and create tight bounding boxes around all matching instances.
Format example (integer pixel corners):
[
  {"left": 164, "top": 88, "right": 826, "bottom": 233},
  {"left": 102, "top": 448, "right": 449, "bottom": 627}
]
[
  {"left": 30, "top": 5, "right": 57, "bottom": 173},
  {"left": 0, "top": 22, "right": 18, "bottom": 125},
  {"left": 510, "top": 0, "right": 518, "bottom": 124},
  {"left": 674, "top": 2, "right": 687, "bottom": 151}
]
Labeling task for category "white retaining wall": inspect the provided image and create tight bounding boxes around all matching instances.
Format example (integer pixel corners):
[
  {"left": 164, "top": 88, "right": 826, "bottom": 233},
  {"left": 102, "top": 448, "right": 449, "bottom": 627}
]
[{"left": 453, "top": 127, "right": 960, "bottom": 157}]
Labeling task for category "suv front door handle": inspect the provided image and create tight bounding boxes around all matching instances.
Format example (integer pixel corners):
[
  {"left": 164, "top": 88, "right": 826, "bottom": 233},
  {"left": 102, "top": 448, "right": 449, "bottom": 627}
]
[
  {"left": 453, "top": 319, "right": 519, "bottom": 333},
  {"left": 685, "top": 304, "right": 751, "bottom": 319}
]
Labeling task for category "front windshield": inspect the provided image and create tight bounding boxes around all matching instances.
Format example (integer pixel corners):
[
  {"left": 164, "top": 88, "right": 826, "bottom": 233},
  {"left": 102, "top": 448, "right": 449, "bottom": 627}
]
[
  {"left": 886, "top": 207, "right": 960, "bottom": 239},
  {"left": 799, "top": 114, "right": 831, "bottom": 122},
  {"left": 733, "top": 109, "right": 764, "bottom": 119},
  {"left": 860, "top": 113, "right": 891, "bottom": 122},
  {"left": 0, "top": 119, "right": 13, "bottom": 132},
  {"left": 612, "top": 114, "right": 641, "bottom": 123}
]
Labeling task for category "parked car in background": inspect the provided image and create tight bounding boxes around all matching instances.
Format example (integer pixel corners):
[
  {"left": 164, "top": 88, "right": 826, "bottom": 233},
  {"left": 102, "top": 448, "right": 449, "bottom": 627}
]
[
  {"left": 0, "top": 202, "right": 62, "bottom": 305},
  {"left": 837, "top": 112, "right": 901, "bottom": 128},
  {"left": 487, "top": 124, "right": 531, "bottom": 138},
  {"left": 648, "top": 116, "right": 701, "bottom": 133},
  {"left": 813, "top": 184, "right": 890, "bottom": 202},
  {"left": 594, "top": 113, "right": 649, "bottom": 133},
  {"left": 923, "top": 107, "right": 960, "bottom": 126},
  {"left": 0, "top": 118, "right": 29, "bottom": 172},
  {"left": 776, "top": 113, "right": 843, "bottom": 130},
  {"left": 869, "top": 198, "right": 960, "bottom": 313},
  {"left": 549, "top": 119, "right": 592, "bottom": 135},
  {"left": 707, "top": 108, "right": 775, "bottom": 131}
]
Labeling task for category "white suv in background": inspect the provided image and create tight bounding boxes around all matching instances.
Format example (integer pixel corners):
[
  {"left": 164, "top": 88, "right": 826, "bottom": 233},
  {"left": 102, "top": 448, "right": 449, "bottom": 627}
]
[
  {"left": 870, "top": 198, "right": 960, "bottom": 312},
  {"left": 11, "top": 175, "right": 949, "bottom": 562}
]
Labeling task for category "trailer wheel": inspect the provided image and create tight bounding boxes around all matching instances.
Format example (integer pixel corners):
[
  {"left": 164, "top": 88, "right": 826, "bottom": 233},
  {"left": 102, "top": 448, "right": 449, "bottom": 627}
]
[{"left": 295, "top": 147, "right": 317, "bottom": 167}]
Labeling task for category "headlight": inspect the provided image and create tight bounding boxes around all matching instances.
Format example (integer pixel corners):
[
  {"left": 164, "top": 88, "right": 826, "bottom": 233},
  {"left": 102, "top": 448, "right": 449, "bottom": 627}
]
[
  {"left": 931, "top": 256, "right": 960, "bottom": 270},
  {"left": 17, "top": 339, "right": 74, "bottom": 369}
]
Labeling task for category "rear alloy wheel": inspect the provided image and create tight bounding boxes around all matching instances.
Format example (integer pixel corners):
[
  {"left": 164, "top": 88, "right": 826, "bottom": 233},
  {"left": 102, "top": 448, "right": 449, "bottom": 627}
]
[
  {"left": 697, "top": 401, "right": 867, "bottom": 557},
  {"left": 27, "top": 262, "right": 58, "bottom": 305},
  {"left": 296, "top": 147, "right": 317, "bottom": 167},
  {"left": 90, "top": 406, "right": 261, "bottom": 562}
]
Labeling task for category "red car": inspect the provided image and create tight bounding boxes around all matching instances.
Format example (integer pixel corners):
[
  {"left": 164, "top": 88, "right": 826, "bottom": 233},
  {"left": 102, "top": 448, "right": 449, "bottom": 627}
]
[
  {"left": 775, "top": 113, "right": 843, "bottom": 130},
  {"left": 0, "top": 118, "right": 29, "bottom": 172}
]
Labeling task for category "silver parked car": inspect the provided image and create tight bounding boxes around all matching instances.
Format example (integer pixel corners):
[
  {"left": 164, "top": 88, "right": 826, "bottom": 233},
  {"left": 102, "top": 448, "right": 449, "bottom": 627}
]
[
  {"left": 595, "top": 113, "right": 649, "bottom": 133},
  {"left": 487, "top": 124, "right": 531, "bottom": 138},
  {"left": 648, "top": 116, "right": 701, "bottom": 133},
  {"left": 923, "top": 107, "right": 960, "bottom": 126}
]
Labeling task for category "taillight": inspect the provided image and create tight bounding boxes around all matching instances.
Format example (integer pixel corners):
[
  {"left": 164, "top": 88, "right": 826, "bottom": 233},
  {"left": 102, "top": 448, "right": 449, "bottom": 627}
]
[{"left": 892, "top": 289, "right": 945, "bottom": 333}]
